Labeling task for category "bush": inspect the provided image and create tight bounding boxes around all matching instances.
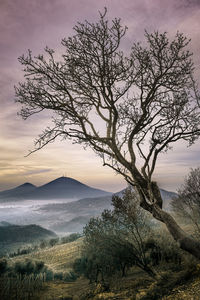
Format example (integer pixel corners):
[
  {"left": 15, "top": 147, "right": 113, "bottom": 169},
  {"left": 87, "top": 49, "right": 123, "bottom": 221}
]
[
  {"left": 49, "top": 238, "right": 59, "bottom": 247},
  {"left": 171, "top": 167, "right": 200, "bottom": 236},
  {"left": 0, "top": 258, "right": 8, "bottom": 275},
  {"left": 145, "top": 233, "right": 182, "bottom": 267},
  {"left": 53, "top": 271, "right": 77, "bottom": 282},
  {"left": 14, "top": 259, "right": 45, "bottom": 276},
  {"left": 63, "top": 271, "right": 78, "bottom": 282},
  {"left": 45, "top": 268, "right": 54, "bottom": 281},
  {"left": 54, "top": 271, "right": 64, "bottom": 280}
]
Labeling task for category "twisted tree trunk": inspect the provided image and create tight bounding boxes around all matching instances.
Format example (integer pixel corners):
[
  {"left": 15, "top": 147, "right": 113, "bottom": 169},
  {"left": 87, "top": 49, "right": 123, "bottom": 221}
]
[
  {"left": 137, "top": 181, "right": 200, "bottom": 260},
  {"left": 152, "top": 205, "right": 200, "bottom": 260}
]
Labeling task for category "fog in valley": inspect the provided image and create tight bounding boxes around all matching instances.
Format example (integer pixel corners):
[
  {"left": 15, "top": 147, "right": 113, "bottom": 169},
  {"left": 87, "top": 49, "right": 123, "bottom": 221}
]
[{"left": 0, "top": 198, "right": 79, "bottom": 235}]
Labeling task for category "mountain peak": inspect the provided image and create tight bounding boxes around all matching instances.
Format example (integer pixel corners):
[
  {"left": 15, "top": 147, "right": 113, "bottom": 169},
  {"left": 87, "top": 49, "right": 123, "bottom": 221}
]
[
  {"left": 18, "top": 182, "right": 36, "bottom": 188},
  {"left": 43, "top": 176, "right": 89, "bottom": 188},
  {"left": 14, "top": 182, "right": 36, "bottom": 192},
  {"left": 0, "top": 177, "right": 111, "bottom": 201},
  {"left": 29, "top": 176, "right": 111, "bottom": 200}
]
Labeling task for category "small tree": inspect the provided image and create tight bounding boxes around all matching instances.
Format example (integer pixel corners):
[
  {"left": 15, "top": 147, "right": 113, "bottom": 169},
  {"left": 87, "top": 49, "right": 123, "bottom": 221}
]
[
  {"left": 171, "top": 167, "right": 200, "bottom": 236},
  {"left": 78, "top": 189, "right": 155, "bottom": 283},
  {"left": 49, "top": 238, "right": 59, "bottom": 247},
  {"left": 15, "top": 9, "right": 200, "bottom": 259}
]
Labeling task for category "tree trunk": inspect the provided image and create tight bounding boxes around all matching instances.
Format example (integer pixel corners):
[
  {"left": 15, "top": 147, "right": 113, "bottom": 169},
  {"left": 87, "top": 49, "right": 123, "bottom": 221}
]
[
  {"left": 136, "top": 181, "right": 200, "bottom": 260},
  {"left": 151, "top": 204, "right": 200, "bottom": 260}
]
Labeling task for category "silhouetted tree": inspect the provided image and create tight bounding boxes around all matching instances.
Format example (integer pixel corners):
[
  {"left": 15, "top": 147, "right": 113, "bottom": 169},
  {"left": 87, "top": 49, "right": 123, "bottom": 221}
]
[{"left": 15, "top": 9, "right": 200, "bottom": 259}]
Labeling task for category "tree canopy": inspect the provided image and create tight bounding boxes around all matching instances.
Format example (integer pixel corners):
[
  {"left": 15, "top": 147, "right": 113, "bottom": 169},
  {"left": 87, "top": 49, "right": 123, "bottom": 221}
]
[{"left": 15, "top": 9, "right": 200, "bottom": 259}]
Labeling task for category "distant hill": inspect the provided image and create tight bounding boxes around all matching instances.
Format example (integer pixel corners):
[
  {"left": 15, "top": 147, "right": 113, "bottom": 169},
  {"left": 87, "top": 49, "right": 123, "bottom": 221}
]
[
  {"left": 0, "top": 177, "right": 111, "bottom": 201},
  {"left": 0, "top": 224, "right": 56, "bottom": 244},
  {"left": 0, "top": 221, "right": 12, "bottom": 227},
  {"left": 40, "top": 195, "right": 113, "bottom": 234},
  {"left": 0, "top": 183, "right": 36, "bottom": 200},
  {"left": 40, "top": 189, "right": 177, "bottom": 234}
]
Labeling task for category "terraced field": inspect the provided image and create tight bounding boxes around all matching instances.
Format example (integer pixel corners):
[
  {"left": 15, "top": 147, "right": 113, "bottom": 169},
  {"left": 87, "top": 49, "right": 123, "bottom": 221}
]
[{"left": 11, "top": 238, "right": 83, "bottom": 272}]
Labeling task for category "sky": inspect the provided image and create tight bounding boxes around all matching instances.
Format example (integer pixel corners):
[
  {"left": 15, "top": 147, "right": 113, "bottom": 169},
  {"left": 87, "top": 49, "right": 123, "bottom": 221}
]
[{"left": 0, "top": 0, "right": 200, "bottom": 192}]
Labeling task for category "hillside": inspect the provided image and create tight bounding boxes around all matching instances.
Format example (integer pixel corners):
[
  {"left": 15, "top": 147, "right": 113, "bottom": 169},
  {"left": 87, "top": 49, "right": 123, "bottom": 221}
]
[
  {"left": 38, "top": 195, "right": 113, "bottom": 233},
  {"left": 8, "top": 238, "right": 200, "bottom": 300},
  {"left": 0, "top": 177, "right": 111, "bottom": 201},
  {"left": 13, "top": 238, "right": 83, "bottom": 272},
  {"left": 0, "top": 224, "right": 56, "bottom": 244},
  {"left": 38, "top": 190, "right": 177, "bottom": 233}
]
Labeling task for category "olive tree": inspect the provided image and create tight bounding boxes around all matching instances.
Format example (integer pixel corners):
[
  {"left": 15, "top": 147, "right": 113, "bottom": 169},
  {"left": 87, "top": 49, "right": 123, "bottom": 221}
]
[
  {"left": 75, "top": 189, "right": 155, "bottom": 283},
  {"left": 15, "top": 10, "right": 200, "bottom": 258}
]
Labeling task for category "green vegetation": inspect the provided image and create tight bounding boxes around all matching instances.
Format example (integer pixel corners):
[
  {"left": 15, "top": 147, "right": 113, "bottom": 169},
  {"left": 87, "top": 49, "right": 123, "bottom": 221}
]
[
  {"left": 74, "top": 189, "right": 155, "bottom": 284},
  {"left": 0, "top": 237, "right": 82, "bottom": 300},
  {"left": 70, "top": 190, "right": 200, "bottom": 299},
  {"left": 1, "top": 218, "right": 200, "bottom": 299},
  {"left": 0, "top": 231, "right": 82, "bottom": 258}
]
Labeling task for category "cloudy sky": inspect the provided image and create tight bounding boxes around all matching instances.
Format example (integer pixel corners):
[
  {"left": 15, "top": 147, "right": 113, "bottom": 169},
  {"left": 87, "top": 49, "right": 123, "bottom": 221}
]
[{"left": 0, "top": 0, "right": 200, "bottom": 192}]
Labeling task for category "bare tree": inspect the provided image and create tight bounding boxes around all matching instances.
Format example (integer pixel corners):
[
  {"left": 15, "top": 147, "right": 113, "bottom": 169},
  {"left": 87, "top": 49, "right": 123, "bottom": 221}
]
[
  {"left": 171, "top": 168, "right": 200, "bottom": 236},
  {"left": 15, "top": 10, "right": 200, "bottom": 258}
]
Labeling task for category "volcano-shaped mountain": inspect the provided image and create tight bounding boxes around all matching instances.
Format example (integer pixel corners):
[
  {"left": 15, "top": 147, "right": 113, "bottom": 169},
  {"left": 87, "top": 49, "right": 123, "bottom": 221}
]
[
  {"left": 30, "top": 177, "right": 111, "bottom": 199},
  {"left": 0, "top": 177, "right": 111, "bottom": 200}
]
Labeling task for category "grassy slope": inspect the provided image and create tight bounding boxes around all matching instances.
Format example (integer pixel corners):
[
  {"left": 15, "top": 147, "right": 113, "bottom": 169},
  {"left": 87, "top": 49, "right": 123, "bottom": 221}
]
[
  {"left": 9, "top": 237, "right": 200, "bottom": 300},
  {"left": 11, "top": 238, "right": 83, "bottom": 272},
  {"left": 10, "top": 238, "right": 89, "bottom": 299}
]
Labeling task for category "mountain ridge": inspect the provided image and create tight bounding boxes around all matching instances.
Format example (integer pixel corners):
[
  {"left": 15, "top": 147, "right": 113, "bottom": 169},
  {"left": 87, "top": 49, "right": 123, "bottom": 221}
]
[{"left": 0, "top": 176, "right": 111, "bottom": 201}]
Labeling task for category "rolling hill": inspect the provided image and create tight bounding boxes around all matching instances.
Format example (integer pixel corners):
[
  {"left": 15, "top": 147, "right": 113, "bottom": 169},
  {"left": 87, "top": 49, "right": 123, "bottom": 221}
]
[
  {"left": 39, "top": 189, "right": 177, "bottom": 233},
  {"left": 0, "top": 223, "right": 57, "bottom": 256},
  {"left": 40, "top": 195, "right": 113, "bottom": 233}
]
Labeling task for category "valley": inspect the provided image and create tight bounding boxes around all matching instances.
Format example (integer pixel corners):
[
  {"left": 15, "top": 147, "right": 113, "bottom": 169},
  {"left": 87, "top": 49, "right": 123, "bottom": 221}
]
[{"left": 0, "top": 176, "right": 176, "bottom": 237}]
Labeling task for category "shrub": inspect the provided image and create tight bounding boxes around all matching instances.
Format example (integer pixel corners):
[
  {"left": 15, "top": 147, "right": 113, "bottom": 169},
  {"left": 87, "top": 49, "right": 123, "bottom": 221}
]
[
  {"left": 14, "top": 259, "right": 46, "bottom": 276},
  {"left": 63, "top": 271, "right": 78, "bottom": 282},
  {"left": 0, "top": 258, "right": 8, "bottom": 275},
  {"left": 49, "top": 238, "right": 59, "bottom": 247}
]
